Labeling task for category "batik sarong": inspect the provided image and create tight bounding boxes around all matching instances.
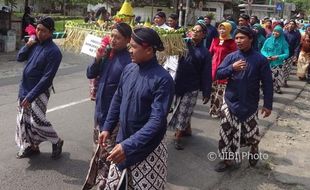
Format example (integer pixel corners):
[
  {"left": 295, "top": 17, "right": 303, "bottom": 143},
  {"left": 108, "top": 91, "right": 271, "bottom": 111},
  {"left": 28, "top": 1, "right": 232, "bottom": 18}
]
[
  {"left": 82, "top": 145, "right": 111, "bottom": 190},
  {"left": 83, "top": 124, "right": 119, "bottom": 190},
  {"left": 15, "top": 89, "right": 59, "bottom": 151},
  {"left": 104, "top": 139, "right": 168, "bottom": 190},
  {"left": 283, "top": 57, "right": 293, "bottom": 82},
  {"left": 89, "top": 77, "right": 100, "bottom": 101},
  {"left": 271, "top": 65, "right": 284, "bottom": 91},
  {"left": 209, "top": 83, "right": 226, "bottom": 117},
  {"left": 218, "top": 101, "right": 260, "bottom": 163},
  {"left": 168, "top": 90, "right": 199, "bottom": 131},
  {"left": 296, "top": 51, "right": 310, "bottom": 79}
]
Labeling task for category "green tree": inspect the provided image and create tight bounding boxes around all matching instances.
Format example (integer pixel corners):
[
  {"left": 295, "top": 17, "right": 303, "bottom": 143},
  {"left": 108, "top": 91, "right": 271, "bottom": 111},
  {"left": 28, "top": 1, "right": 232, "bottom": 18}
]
[
  {"left": 68, "top": 0, "right": 123, "bottom": 5},
  {"left": 285, "top": 0, "right": 310, "bottom": 14},
  {"left": 4, "top": 0, "right": 17, "bottom": 9}
]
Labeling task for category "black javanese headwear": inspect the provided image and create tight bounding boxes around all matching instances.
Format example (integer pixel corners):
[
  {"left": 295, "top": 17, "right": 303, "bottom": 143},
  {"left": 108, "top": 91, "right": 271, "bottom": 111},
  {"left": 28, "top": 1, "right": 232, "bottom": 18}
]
[
  {"left": 132, "top": 28, "right": 164, "bottom": 52},
  {"left": 38, "top": 17, "right": 55, "bottom": 32}
]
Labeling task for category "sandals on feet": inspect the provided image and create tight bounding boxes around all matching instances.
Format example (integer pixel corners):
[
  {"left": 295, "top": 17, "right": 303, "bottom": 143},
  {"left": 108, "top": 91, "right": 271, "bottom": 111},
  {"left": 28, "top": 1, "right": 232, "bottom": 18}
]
[
  {"left": 275, "top": 88, "right": 282, "bottom": 94},
  {"left": 183, "top": 126, "right": 192, "bottom": 137},
  {"left": 51, "top": 139, "right": 64, "bottom": 160},
  {"left": 249, "top": 144, "right": 259, "bottom": 167},
  {"left": 174, "top": 139, "right": 184, "bottom": 150},
  {"left": 214, "top": 160, "right": 234, "bottom": 172},
  {"left": 16, "top": 146, "right": 40, "bottom": 159}
]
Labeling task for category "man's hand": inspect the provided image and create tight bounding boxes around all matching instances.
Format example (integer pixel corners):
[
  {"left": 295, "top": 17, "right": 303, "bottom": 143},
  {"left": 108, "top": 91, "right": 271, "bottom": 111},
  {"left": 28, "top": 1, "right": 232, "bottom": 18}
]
[
  {"left": 95, "top": 47, "right": 105, "bottom": 64},
  {"left": 232, "top": 59, "right": 247, "bottom": 72},
  {"left": 261, "top": 107, "right": 272, "bottom": 118},
  {"left": 202, "top": 97, "right": 209, "bottom": 104},
  {"left": 21, "top": 98, "right": 30, "bottom": 108},
  {"left": 98, "top": 131, "right": 110, "bottom": 147},
  {"left": 107, "top": 144, "right": 126, "bottom": 164},
  {"left": 26, "top": 40, "right": 37, "bottom": 47},
  {"left": 270, "top": 56, "right": 278, "bottom": 61}
]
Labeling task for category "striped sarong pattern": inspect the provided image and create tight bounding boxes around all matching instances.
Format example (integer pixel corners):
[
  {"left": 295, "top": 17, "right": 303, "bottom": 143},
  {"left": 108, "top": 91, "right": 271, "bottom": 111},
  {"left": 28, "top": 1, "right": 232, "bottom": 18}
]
[{"left": 15, "top": 89, "right": 59, "bottom": 150}]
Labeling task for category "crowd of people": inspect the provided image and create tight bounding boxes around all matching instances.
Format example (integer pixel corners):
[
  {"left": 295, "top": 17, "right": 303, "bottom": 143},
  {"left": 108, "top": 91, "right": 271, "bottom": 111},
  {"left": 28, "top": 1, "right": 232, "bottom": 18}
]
[{"left": 14, "top": 9, "right": 310, "bottom": 189}]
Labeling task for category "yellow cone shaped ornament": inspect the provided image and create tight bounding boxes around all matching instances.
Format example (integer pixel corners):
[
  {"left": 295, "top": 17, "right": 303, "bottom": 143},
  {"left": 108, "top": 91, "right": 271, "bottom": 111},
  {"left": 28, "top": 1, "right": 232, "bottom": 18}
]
[
  {"left": 144, "top": 17, "right": 151, "bottom": 28},
  {"left": 118, "top": 0, "right": 134, "bottom": 16}
]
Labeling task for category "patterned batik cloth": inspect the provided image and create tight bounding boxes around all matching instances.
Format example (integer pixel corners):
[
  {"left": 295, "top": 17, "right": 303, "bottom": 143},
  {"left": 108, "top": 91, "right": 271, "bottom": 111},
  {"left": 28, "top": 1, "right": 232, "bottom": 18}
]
[
  {"left": 15, "top": 89, "right": 59, "bottom": 151},
  {"left": 82, "top": 145, "right": 111, "bottom": 190},
  {"left": 209, "top": 82, "right": 226, "bottom": 117},
  {"left": 297, "top": 51, "right": 310, "bottom": 78},
  {"left": 82, "top": 124, "right": 119, "bottom": 190},
  {"left": 168, "top": 91, "right": 199, "bottom": 131},
  {"left": 271, "top": 65, "right": 284, "bottom": 91},
  {"left": 218, "top": 101, "right": 260, "bottom": 163},
  {"left": 89, "top": 77, "right": 100, "bottom": 101},
  {"left": 283, "top": 57, "right": 293, "bottom": 83},
  {"left": 104, "top": 139, "right": 168, "bottom": 190}
]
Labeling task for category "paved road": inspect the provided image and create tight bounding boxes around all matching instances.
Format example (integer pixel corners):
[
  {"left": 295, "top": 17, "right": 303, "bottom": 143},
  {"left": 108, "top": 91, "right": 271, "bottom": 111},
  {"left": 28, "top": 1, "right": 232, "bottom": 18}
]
[{"left": 0, "top": 51, "right": 307, "bottom": 190}]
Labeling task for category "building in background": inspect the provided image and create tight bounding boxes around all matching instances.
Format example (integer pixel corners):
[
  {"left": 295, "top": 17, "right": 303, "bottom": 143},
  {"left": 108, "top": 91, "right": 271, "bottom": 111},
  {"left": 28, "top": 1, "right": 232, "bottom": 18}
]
[{"left": 238, "top": 0, "right": 296, "bottom": 20}]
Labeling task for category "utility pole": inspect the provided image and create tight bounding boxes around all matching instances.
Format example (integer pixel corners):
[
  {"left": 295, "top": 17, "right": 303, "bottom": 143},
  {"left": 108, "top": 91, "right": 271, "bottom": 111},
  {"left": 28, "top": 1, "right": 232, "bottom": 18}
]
[
  {"left": 176, "top": 0, "right": 179, "bottom": 14},
  {"left": 184, "top": 0, "right": 190, "bottom": 27},
  {"left": 178, "top": 2, "right": 183, "bottom": 27},
  {"left": 25, "top": 0, "right": 29, "bottom": 9},
  {"left": 151, "top": 0, "right": 154, "bottom": 22},
  {"left": 63, "top": 0, "right": 66, "bottom": 31},
  {"left": 247, "top": 0, "right": 253, "bottom": 16}
]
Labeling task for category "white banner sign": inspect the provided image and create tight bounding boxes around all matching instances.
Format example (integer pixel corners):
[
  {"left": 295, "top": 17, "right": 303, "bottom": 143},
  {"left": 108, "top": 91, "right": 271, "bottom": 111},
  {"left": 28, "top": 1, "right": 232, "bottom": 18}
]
[
  {"left": 163, "top": 55, "right": 179, "bottom": 80},
  {"left": 81, "top": 34, "right": 102, "bottom": 57}
]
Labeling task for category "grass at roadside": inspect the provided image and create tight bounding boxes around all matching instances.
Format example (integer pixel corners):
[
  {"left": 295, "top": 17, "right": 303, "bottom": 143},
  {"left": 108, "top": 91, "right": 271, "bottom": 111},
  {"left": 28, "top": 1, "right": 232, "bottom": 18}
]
[
  {"left": 13, "top": 12, "right": 84, "bottom": 32},
  {"left": 55, "top": 19, "right": 84, "bottom": 31}
]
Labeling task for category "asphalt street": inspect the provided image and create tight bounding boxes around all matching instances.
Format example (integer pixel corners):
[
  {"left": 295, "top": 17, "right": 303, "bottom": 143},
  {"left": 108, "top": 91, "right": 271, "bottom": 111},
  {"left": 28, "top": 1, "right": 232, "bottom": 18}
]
[{"left": 0, "top": 51, "right": 307, "bottom": 190}]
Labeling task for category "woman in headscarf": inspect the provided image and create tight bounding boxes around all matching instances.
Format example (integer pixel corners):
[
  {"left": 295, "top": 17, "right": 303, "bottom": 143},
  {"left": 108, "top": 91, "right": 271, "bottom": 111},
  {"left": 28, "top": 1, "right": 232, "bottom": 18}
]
[
  {"left": 209, "top": 22, "right": 237, "bottom": 118},
  {"left": 226, "top": 18, "right": 237, "bottom": 36},
  {"left": 297, "top": 32, "right": 310, "bottom": 83},
  {"left": 272, "top": 20, "right": 284, "bottom": 30},
  {"left": 253, "top": 23, "right": 266, "bottom": 51},
  {"left": 300, "top": 24, "right": 310, "bottom": 36},
  {"left": 261, "top": 25, "right": 289, "bottom": 94},
  {"left": 263, "top": 19, "right": 273, "bottom": 38}
]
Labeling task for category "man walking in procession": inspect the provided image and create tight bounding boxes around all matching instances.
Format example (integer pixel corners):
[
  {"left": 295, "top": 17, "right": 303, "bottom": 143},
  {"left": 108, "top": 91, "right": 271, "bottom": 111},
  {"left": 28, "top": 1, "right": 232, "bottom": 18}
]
[
  {"left": 99, "top": 28, "right": 175, "bottom": 189},
  {"left": 15, "top": 17, "right": 63, "bottom": 159},
  {"left": 215, "top": 26, "right": 273, "bottom": 172},
  {"left": 169, "top": 20, "right": 212, "bottom": 150},
  {"left": 84, "top": 22, "right": 132, "bottom": 190}
]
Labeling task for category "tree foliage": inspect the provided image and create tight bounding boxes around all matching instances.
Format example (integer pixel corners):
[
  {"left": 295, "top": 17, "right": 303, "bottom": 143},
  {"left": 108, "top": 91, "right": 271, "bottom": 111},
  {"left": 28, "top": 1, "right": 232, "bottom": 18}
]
[
  {"left": 282, "top": 0, "right": 310, "bottom": 13},
  {"left": 68, "top": 0, "right": 122, "bottom": 5},
  {"left": 65, "top": 0, "right": 171, "bottom": 7},
  {"left": 4, "top": 0, "right": 17, "bottom": 8}
]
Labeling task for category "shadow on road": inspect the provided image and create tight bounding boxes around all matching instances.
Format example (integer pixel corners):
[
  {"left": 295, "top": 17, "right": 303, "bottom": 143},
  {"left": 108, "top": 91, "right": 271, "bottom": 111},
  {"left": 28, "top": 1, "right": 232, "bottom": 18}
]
[{"left": 26, "top": 152, "right": 89, "bottom": 186}]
